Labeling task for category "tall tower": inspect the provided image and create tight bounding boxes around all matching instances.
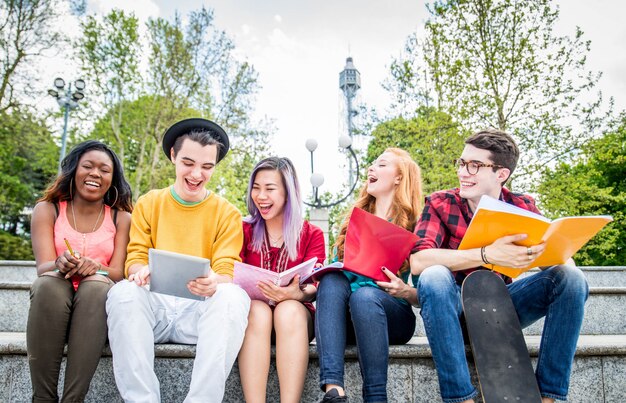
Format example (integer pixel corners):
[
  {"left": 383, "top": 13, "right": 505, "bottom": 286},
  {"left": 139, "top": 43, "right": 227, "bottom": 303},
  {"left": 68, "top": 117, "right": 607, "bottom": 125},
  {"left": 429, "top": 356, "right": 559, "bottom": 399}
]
[{"left": 339, "top": 56, "right": 361, "bottom": 188}]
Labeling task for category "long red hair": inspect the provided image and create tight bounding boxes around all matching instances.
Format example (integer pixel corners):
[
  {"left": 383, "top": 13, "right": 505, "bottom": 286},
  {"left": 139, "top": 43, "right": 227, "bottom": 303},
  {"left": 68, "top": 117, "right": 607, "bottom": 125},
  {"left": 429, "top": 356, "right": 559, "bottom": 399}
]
[{"left": 334, "top": 148, "right": 423, "bottom": 274}]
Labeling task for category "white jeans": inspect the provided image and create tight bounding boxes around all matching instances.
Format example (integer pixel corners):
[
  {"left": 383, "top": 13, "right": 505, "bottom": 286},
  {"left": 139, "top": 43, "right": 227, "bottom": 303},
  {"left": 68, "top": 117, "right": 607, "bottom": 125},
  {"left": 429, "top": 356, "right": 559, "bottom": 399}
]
[{"left": 106, "top": 280, "right": 250, "bottom": 403}]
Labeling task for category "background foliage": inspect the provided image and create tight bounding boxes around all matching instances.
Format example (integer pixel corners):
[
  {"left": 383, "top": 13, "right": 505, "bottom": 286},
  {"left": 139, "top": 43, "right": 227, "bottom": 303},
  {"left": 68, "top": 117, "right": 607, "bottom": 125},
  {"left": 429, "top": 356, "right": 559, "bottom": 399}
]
[{"left": 0, "top": 0, "right": 623, "bottom": 264}]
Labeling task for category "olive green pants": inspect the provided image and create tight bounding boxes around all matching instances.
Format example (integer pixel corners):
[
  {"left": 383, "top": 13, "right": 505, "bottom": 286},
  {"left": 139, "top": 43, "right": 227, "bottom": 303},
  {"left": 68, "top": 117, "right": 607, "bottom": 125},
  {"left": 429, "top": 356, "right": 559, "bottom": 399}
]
[{"left": 27, "top": 275, "right": 111, "bottom": 403}]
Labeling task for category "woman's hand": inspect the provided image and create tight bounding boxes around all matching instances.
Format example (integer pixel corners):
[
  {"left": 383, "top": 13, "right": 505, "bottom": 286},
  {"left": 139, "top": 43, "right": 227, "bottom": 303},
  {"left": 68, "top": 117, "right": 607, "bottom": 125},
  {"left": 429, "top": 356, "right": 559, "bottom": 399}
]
[
  {"left": 258, "top": 275, "right": 305, "bottom": 303},
  {"left": 55, "top": 250, "right": 78, "bottom": 274},
  {"left": 376, "top": 267, "right": 415, "bottom": 300},
  {"left": 68, "top": 256, "right": 102, "bottom": 278}
]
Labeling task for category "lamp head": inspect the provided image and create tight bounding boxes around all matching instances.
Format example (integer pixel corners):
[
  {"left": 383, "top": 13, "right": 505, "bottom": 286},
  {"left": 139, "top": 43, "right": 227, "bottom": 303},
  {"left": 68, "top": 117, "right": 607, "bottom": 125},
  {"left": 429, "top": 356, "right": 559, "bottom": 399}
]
[
  {"left": 338, "top": 135, "right": 352, "bottom": 149},
  {"left": 305, "top": 138, "right": 318, "bottom": 152},
  {"left": 310, "top": 173, "right": 324, "bottom": 188},
  {"left": 53, "top": 77, "right": 65, "bottom": 89},
  {"left": 74, "top": 79, "right": 86, "bottom": 91},
  {"left": 48, "top": 89, "right": 59, "bottom": 98}
]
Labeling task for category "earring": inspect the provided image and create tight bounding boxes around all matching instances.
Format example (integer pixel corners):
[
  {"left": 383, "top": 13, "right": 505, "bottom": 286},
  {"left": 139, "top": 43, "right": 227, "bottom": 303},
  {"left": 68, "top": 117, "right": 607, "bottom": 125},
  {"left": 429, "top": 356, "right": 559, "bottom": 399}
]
[
  {"left": 69, "top": 178, "right": 74, "bottom": 200},
  {"left": 107, "top": 186, "right": 119, "bottom": 207}
]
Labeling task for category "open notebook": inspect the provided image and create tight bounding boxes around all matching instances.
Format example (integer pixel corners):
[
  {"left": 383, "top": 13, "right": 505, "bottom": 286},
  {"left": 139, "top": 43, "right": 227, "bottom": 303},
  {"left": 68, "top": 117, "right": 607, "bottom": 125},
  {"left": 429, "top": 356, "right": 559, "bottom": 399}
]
[
  {"left": 233, "top": 257, "right": 318, "bottom": 305},
  {"left": 458, "top": 195, "right": 612, "bottom": 278}
]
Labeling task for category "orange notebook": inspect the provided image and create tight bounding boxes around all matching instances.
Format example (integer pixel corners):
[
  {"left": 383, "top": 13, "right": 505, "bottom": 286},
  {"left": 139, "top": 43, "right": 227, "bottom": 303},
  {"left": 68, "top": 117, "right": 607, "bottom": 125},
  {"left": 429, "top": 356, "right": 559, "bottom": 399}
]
[
  {"left": 458, "top": 195, "right": 613, "bottom": 278},
  {"left": 302, "top": 207, "right": 419, "bottom": 283}
]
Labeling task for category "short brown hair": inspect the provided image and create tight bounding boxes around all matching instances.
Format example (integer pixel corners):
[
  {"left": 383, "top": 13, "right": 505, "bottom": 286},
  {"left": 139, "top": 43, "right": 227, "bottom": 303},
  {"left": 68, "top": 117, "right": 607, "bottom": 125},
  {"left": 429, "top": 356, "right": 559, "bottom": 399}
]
[{"left": 465, "top": 129, "right": 519, "bottom": 179}]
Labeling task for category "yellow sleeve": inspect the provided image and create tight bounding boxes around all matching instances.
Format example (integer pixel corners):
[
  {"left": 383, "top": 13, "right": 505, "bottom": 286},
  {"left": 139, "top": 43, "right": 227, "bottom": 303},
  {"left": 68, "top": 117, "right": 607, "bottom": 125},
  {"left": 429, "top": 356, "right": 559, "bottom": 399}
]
[
  {"left": 210, "top": 203, "right": 243, "bottom": 278},
  {"left": 125, "top": 193, "right": 154, "bottom": 277}
]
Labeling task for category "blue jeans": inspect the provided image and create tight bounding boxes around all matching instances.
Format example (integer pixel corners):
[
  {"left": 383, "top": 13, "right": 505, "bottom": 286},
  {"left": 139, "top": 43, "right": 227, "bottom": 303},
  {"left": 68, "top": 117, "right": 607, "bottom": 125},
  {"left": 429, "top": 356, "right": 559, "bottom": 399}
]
[
  {"left": 315, "top": 272, "right": 416, "bottom": 403},
  {"left": 418, "top": 265, "right": 588, "bottom": 403}
]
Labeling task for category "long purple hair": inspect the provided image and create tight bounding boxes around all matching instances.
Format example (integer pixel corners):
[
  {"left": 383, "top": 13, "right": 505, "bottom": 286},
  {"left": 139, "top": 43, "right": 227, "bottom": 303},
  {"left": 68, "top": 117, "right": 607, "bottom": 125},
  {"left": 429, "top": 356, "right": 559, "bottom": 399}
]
[{"left": 244, "top": 157, "right": 303, "bottom": 261}]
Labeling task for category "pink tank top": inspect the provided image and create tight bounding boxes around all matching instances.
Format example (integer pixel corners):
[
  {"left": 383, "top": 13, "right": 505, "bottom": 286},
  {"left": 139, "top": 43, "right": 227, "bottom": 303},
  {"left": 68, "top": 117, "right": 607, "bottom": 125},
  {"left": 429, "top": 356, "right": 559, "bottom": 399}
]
[{"left": 54, "top": 201, "right": 117, "bottom": 289}]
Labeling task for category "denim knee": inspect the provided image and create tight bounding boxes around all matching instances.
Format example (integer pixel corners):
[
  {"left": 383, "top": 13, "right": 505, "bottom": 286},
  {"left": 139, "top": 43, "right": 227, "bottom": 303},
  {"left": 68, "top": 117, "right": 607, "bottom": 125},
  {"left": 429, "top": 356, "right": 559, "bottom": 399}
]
[
  {"left": 549, "top": 265, "right": 589, "bottom": 301},
  {"left": 417, "top": 265, "right": 456, "bottom": 301},
  {"left": 349, "top": 286, "right": 383, "bottom": 321},
  {"left": 318, "top": 271, "right": 350, "bottom": 293}
]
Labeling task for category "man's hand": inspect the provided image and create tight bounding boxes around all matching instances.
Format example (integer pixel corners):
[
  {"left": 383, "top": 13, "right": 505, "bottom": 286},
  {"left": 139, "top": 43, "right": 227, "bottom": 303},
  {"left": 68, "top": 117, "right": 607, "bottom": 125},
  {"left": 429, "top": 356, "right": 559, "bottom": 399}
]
[
  {"left": 485, "top": 234, "right": 546, "bottom": 268},
  {"left": 257, "top": 275, "right": 305, "bottom": 303},
  {"left": 128, "top": 265, "right": 150, "bottom": 286},
  {"left": 188, "top": 272, "right": 219, "bottom": 298}
]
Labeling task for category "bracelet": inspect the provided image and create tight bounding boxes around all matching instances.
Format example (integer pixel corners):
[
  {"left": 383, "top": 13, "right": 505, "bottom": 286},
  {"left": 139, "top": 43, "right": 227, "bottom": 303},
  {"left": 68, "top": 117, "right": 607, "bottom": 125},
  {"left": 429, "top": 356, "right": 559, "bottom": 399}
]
[{"left": 480, "top": 246, "right": 491, "bottom": 265}]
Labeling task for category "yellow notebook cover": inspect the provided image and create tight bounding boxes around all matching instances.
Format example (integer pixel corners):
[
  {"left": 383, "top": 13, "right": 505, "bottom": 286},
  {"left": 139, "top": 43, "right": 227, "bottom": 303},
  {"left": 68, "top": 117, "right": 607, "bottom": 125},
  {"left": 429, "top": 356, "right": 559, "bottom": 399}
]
[{"left": 458, "top": 195, "right": 613, "bottom": 278}]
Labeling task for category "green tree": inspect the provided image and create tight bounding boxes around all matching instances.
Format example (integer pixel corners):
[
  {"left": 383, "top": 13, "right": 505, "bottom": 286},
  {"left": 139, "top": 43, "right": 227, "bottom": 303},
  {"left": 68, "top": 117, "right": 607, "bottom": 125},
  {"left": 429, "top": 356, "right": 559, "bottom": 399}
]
[
  {"left": 80, "top": 7, "right": 271, "bottom": 203},
  {"left": 0, "top": 0, "right": 66, "bottom": 111},
  {"left": 538, "top": 116, "right": 625, "bottom": 265},
  {"left": 77, "top": 9, "right": 141, "bottom": 164},
  {"left": 390, "top": 0, "right": 607, "bottom": 182},
  {"left": 0, "top": 230, "right": 34, "bottom": 260},
  {"left": 367, "top": 107, "right": 465, "bottom": 195},
  {"left": 137, "top": 7, "right": 268, "bottom": 204},
  {"left": 0, "top": 108, "right": 57, "bottom": 234}
]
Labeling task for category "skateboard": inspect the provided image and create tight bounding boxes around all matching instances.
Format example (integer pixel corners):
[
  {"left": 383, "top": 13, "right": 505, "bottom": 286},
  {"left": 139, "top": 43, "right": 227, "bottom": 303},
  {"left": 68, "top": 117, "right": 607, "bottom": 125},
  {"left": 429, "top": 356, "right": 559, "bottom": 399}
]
[{"left": 461, "top": 270, "right": 542, "bottom": 402}]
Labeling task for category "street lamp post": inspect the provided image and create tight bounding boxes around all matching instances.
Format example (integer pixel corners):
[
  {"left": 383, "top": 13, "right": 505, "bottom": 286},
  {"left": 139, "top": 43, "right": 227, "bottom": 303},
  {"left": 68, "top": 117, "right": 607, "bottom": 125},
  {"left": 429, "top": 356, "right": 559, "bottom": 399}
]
[
  {"left": 304, "top": 135, "right": 360, "bottom": 250},
  {"left": 48, "top": 77, "right": 86, "bottom": 172}
]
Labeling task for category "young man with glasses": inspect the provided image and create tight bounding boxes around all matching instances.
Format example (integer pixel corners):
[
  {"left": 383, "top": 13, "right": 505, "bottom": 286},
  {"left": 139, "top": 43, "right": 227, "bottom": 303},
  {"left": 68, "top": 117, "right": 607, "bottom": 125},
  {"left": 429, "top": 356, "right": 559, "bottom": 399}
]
[{"left": 410, "top": 129, "right": 588, "bottom": 403}]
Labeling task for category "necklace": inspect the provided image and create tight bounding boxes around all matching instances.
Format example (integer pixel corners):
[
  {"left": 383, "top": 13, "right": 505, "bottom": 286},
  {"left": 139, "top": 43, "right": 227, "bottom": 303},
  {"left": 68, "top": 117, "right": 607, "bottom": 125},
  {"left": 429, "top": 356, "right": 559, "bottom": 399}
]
[
  {"left": 267, "top": 232, "right": 284, "bottom": 247},
  {"left": 71, "top": 201, "right": 104, "bottom": 255}
]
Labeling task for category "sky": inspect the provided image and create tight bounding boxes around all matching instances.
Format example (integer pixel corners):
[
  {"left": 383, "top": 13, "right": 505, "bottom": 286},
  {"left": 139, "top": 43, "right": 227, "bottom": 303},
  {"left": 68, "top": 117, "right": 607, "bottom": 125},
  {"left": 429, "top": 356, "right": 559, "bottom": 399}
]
[{"left": 44, "top": 0, "right": 626, "bottom": 201}]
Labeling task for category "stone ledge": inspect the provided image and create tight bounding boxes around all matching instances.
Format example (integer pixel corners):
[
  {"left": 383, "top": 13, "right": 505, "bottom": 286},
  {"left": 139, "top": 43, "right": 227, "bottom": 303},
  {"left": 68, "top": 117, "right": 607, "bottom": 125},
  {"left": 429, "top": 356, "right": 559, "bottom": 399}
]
[{"left": 3, "top": 332, "right": 626, "bottom": 358}]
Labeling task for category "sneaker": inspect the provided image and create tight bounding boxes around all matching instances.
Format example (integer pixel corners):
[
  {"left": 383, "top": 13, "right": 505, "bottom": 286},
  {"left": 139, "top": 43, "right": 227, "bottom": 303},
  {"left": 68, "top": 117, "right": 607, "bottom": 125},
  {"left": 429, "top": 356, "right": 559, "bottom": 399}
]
[{"left": 320, "top": 388, "right": 349, "bottom": 403}]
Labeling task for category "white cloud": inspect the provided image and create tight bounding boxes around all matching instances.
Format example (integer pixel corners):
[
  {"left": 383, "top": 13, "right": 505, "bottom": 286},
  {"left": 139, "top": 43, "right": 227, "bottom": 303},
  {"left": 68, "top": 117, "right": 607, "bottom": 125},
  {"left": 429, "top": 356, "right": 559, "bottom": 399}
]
[{"left": 274, "top": 14, "right": 282, "bottom": 23}]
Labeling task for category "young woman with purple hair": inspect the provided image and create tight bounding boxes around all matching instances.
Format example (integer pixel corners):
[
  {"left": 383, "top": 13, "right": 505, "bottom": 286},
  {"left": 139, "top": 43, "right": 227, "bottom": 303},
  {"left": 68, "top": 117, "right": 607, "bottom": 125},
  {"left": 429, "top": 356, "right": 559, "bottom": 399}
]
[{"left": 238, "top": 156, "right": 326, "bottom": 403}]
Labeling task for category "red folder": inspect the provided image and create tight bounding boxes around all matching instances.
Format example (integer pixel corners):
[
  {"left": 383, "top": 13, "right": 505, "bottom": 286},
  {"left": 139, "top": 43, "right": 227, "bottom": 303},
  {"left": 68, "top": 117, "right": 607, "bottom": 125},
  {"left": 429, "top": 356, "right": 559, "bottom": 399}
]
[{"left": 302, "top": 207, "right": 419, "bottom": 283}]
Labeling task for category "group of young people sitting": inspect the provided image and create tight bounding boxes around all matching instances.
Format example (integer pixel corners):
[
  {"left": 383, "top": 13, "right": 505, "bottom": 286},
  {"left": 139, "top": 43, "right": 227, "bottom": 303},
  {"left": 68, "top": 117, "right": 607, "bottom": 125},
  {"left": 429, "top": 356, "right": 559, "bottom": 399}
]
[{"left": 27, "top": 118, "right": 588, "bottom": 403}]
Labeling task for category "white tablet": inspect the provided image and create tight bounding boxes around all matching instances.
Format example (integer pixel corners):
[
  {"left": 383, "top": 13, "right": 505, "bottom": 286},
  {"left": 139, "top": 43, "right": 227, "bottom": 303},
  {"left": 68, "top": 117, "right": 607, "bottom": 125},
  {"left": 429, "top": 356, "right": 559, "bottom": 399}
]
[{"left": 148, "top": 248, "right": 211, "bottom": 301}]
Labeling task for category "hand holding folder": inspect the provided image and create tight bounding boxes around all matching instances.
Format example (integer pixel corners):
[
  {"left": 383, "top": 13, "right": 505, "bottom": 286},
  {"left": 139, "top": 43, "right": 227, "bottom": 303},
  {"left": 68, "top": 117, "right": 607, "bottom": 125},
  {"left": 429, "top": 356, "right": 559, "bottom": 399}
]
[
  {"left": 458, "top": 195, "right": 613, "bottom": 278},
  {"left": 301, "top": 208, "right": 419, "bottom": 283},
  {"left": 234, "top": 257, "right": 318, "bottom": 304}
]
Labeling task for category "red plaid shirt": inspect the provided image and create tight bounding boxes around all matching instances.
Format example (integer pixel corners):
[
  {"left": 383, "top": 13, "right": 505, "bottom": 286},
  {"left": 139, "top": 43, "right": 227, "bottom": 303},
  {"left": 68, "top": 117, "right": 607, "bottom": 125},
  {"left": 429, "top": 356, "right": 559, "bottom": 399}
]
[{"left": 412, "top": 188, "right": 541, "bottom": 284}]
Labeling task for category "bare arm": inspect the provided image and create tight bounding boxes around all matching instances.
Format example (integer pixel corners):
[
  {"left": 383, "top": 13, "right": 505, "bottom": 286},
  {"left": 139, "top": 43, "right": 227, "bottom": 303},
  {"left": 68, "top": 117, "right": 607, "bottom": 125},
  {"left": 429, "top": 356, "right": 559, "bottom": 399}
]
[
  {"left": 411, "top": 233, "right": 547, "bottom": 275},
  {"left": 30, "top": 202, "right": 60, "bottom": 276},
  {"left": 103, "top": 211, "right": 131, "bottom": 282}
]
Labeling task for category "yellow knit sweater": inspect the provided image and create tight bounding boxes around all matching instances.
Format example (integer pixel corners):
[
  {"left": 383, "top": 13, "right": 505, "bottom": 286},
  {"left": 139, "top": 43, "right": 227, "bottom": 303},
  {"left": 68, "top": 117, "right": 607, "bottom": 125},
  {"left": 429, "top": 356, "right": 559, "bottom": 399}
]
[{"left": 125, "top": 187, "right": 243, "bottom": 278}]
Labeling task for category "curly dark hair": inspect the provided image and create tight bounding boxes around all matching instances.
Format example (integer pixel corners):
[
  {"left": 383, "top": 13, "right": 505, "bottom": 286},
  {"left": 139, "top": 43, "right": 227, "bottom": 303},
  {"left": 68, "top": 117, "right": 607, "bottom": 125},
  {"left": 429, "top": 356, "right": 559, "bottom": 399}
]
[{"left": 39, "top": 140, "right": 133, "bottom": 212}]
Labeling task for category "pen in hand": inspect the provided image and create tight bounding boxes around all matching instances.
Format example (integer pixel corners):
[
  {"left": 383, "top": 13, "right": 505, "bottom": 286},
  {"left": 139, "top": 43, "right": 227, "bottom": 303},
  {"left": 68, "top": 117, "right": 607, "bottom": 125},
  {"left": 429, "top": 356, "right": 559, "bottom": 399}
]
[
  {"left": 64, "top": 238, "right": 78, "bottom": 258},
  {"left": 59, "top": 238, "right": 108, "bottom": 277}
]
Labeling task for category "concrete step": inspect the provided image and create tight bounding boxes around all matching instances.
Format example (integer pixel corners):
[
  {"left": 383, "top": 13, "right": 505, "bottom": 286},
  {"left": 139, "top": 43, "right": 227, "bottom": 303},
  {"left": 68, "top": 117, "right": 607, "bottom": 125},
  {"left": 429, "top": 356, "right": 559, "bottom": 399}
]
[
  {"left": 2, "top": 282, "right": 626, "bottom": 337},
  {"left": 0, "top": 261, "right": 37, "bottom": 282},
  {"left": 411, "top": 286, "right": 626, "bottom": 337},
  {"left": 519, "top": 266, "right": 626, "bottom": 287},
  {"left": 1, "top": 332, "right": 625, "bottom": 402},
  {"left": 2, "top": 261, "right": 626, "bottom": 286}
]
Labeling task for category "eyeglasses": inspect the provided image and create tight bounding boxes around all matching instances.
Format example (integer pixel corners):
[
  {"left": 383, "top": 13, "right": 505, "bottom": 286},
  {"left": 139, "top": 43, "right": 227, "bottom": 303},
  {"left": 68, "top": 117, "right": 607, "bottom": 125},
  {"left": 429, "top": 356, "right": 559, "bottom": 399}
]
[{"left": 454, "top": 158, "right": 504, "bottom": 175}]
